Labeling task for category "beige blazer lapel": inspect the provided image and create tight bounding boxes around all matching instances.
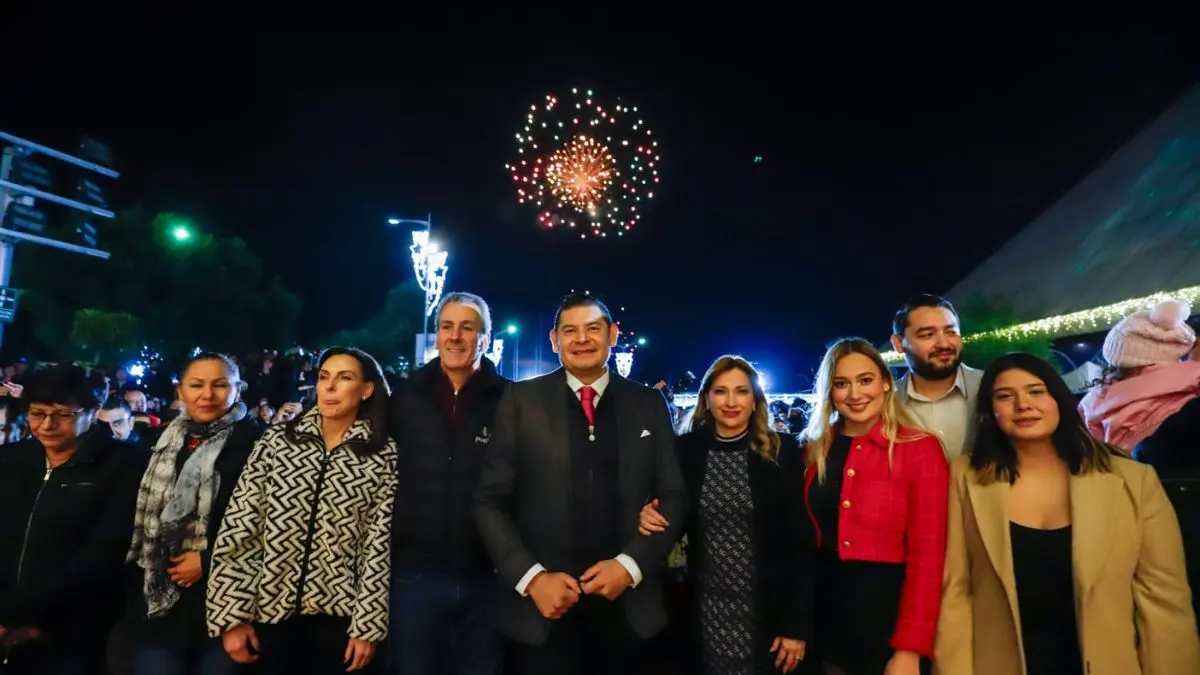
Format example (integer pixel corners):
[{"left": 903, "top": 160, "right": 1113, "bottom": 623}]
[
  {"left": 966, "top": 477, "right": 1022, "bottom": 630},
  {"left": 1069, "top": 471, "right": 1123, "bottom": 595}
]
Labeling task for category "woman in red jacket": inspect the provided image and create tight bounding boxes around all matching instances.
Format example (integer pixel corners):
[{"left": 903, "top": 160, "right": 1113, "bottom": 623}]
[{"left": 800, "top": 338, "right": 948, "bottom": 675}]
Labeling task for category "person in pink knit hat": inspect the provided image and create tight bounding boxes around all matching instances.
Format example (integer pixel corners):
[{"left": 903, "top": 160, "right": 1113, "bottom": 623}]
[{"left": 1079, "top": 298, "right": 1200, "bottom": 450}]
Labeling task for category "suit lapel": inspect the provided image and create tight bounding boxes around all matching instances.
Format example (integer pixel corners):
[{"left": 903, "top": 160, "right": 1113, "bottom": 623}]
[
  {"left": 1069, "top": 470, "right": 1122, "bottom": 594},
  {"left": 966, "top": 476, "right": 1022, "bottom": 626},
  {"left": 543, "top": 369, "right": 572, "bottom": 501}
]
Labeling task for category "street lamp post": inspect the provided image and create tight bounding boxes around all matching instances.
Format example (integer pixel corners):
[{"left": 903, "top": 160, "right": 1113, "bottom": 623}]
[
  {"left": 387, "top": 214, "right": 448, "bottom": 366},
  {"left": 505, "top": 323, "right": 519, "bottom": 380}
]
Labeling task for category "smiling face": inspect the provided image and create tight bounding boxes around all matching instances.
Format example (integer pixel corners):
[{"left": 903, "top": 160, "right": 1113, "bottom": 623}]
[
  {"left": 317, "top": 354, "right": 375, "bottom": 421},
  {"left": 991, "top": 367, "right": 1060, "bottom": 444},
  {"left": 436, "top": 301, "right": 489, "bottom": 373},
  {"left": 830, "top": 352, "right": 889, "bottom": 434},
  {"left": 551, "top": 303, "right": 618, "bottom": 380},
  {"left": 177, "top": 358, "right": 239, "bottom": 424},
  {"left": 704, "top": 368, "right": 756, "bottom": 437},
  {"left": 893, "top": 305, "right": 963, "bottom": 380}
]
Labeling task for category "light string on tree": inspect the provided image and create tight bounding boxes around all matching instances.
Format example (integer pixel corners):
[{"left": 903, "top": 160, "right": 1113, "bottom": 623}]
[{"left": 881, "top": 285, "right": 1200, "bottom": 363}]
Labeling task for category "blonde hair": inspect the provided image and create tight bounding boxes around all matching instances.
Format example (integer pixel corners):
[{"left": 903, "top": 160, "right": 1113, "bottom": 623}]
[
  {"left": 687, "top": 355, "right": 781, "bottom": 462},
  {"left": 800, "top": 337, "right": 930, "bottom": 481}
]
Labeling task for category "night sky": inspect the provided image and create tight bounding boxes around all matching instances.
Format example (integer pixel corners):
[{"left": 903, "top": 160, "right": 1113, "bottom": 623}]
[{"left": 1, "top": 26, "right": 1195, "bottom": 389}]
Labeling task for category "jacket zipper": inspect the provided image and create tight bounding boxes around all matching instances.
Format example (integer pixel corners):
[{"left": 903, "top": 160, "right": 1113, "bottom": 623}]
[
  {"left": 6, "top": 466, "right": 53, "bottom": 667},
  {"left": 294, "top": 448, "right": 334, "bottom": 613},
  {"left": 16, "top": 466, "right": 54, "bottom": 583}
]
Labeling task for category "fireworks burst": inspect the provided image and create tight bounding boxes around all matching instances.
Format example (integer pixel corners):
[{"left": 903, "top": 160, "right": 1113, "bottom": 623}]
[{"left": 505, "top": 87, "right": 660, "bottom": 238}]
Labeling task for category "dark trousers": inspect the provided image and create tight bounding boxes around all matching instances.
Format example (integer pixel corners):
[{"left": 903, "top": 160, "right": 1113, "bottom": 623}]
[
  {"left": 133, "top": 638, "right": 236, "bottom": 675},
  {"left": 256, "top": 614, "right": 380, "bottom": 675},
  {"left": 388, "top": 569, "right": 503, "bottom": 675},
  {"left": 508, "top": 596, "right": 645, "bottom": 675}
]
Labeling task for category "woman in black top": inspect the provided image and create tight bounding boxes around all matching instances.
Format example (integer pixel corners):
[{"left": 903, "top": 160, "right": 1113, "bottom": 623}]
[
  {"left": 126, "top": 353, "right": 264, "bottom": 675},
  {"left": 937, "top": 353, "right": 1199, "bottom": 675},
  {"left": 0, "top": 365, "right": 145, "bottom": 675},
  {"left": 640, "top": 355, "right": 811, "bottom": 674}
]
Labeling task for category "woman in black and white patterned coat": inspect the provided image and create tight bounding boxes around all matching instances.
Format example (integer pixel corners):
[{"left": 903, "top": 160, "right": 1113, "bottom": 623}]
[
  {"left": 206, "top": 347, "right": 397, "bottom": 674},
  {"left": 640, "top": 355, "right": 813, "bottom": 675}
]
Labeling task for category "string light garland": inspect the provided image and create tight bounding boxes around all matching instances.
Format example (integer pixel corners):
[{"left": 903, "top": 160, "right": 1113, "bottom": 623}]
[
  {"left": 505, "top": 87, "right": 660, "bottom": 238},
  {"left": 881, "top": 285, "right": 1200, "bottom": 363}
]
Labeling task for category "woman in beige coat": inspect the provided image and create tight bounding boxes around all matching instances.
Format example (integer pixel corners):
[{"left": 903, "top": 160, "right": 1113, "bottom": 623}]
[{"left": 935, "top": 353, "right": 1198, "bottom": 675}]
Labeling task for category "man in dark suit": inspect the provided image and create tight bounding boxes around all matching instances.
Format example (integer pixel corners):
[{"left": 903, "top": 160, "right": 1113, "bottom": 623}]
[{"left": 475, "top": 293, "right": 688, "bottom": 675}]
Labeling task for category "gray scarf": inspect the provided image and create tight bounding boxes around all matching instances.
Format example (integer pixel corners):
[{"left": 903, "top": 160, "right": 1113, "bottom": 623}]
[{"left": 126, "top": 401, "right": 247, "bottom": 618}]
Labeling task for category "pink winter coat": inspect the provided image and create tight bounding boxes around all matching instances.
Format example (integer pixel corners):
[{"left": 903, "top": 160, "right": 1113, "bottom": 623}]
[{"left": 1078, "top": 360, "right": 1200, "bottom": 450}]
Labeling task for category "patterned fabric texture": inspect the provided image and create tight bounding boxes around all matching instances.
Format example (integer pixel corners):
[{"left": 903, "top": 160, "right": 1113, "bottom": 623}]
[
  {"left": 127, "top": 401, "right": 248, "bottom": 618},
  {"left": 205, "top": 407, "right": 397, "bottom": 642},
  {"left": 697, "top": 447, "right": 756, "bottom": 675}
]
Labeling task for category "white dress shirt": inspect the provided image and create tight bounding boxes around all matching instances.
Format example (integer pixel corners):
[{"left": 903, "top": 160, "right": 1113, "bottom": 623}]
[{"left": 514, "top": 368, "right": 644, "bottom": 596}]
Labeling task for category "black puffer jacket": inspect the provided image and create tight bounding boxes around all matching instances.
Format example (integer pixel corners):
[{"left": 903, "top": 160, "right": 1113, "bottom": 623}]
[
  {"left": 0, "top": 427, "right": 147, "bottom": 662},
  {"left": 389, "top": 357, "right": 509, "bottom": 574}
]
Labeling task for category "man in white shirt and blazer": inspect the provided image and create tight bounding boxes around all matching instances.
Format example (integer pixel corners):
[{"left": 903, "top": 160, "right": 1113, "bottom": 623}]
[{"left": 475, "top": 292, "right": 687, "bottom": 675}]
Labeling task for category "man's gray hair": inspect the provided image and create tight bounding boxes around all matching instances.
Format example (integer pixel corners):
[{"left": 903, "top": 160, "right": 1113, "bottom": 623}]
[{"left": 436, "top": 292, "right": 493, "bottom": 336}]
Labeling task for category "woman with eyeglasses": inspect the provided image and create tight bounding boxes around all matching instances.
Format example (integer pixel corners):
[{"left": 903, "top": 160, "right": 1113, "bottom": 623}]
[{"left": 0, "top": 364, "right": 146, "bottom": 675}]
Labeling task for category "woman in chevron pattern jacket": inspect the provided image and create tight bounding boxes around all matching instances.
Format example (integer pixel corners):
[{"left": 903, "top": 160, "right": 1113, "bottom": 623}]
[{"left": 205, "top": 347, "right": 398, "bottom": 674}]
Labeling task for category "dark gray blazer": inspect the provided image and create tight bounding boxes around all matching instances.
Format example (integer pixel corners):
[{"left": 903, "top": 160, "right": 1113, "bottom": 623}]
[{"left": 474, "top": 368, "right": 689, "bottom": 645}]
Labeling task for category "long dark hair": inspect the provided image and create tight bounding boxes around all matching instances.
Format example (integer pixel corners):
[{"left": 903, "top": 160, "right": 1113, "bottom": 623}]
[
  {"left": 297, "top": 347, "right": 391, "bottom": 456},
  {"left": 970, "top": 352, "right": 1118, "bottom": 484}
]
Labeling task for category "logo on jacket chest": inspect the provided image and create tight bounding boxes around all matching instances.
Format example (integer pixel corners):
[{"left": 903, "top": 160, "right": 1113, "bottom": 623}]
[{"left": 474, "top": 426, "right": 490, "bottom": 445}]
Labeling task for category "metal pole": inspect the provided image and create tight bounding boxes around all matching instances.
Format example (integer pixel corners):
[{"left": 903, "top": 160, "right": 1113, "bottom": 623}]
[
  {"left": 0, "top": 149, "right": 15, "bottom": 352},
  {"left": 0, "top": 130, "right": 120, "bottom": 178},
  {"left": 422, "top": 214, "right": 432, "bottom": 351}
]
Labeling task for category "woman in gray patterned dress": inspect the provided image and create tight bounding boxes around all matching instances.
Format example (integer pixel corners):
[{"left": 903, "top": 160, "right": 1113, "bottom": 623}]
[{"left": 640, "top": 355, "right": 813, "bottom": 674}]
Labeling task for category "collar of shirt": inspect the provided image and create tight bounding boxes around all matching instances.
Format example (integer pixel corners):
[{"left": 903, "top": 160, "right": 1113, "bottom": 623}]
[
  {"left": 565, "top": 368, "right": 611, "bottom": 403},
  {"left": 906, "top": 365, "right": 967, "bottom": 403}
]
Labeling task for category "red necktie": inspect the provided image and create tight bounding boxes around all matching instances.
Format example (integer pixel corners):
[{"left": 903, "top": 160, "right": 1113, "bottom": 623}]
[
  {"left": 578, "top": 386, "right": 597, "bottom": 422},
  {"left": 579, "top": 386, "right": 597, "bottom": 440}
]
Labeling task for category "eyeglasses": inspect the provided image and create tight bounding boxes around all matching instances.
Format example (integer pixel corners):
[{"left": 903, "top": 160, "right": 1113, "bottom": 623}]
[{"left": 27, "top": 408, "right": 85, "bottom": 425}]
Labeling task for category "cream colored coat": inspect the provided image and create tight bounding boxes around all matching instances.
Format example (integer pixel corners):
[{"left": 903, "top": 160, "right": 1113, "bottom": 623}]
[{"left": 935, "top": 455, "right": 1199, "bottom": 675}]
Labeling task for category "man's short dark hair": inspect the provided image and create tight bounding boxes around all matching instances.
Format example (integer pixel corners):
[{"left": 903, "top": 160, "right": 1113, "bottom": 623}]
[
  {"left": 892, "top": 294, "right": 958, "bottom": 336},
  {"left": 102, "top": 397, "right": 133, "bottom": 414},
  {"left": 553, "top": 291, "right": 613, "bottom": 329}
]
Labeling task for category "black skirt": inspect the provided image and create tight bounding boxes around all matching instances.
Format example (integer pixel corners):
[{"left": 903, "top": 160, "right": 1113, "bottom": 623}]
[{"left": 813, "top": 551, "right": 906, "bottom": 675}]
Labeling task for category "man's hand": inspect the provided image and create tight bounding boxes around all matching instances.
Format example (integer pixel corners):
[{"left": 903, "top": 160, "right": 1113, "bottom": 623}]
[
  {"left": 222, "top": 623, "right": 260, "bottom": 663},
  {"left": 168, "top": 552, "right": 204, "bottom": 587},
  {"left": 527, "top": 572, "right": 581, "bottom": 619},
  {"left": 580, "top": 559, "right": 633, "bottom": 601}
]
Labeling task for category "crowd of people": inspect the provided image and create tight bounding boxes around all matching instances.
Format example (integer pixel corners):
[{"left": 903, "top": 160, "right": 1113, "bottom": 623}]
[{"left": 0, "top": 290, "right": 1198, "bottom": 675}]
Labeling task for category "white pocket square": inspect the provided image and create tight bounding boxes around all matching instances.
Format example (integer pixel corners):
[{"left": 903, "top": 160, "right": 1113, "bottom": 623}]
[{"left": 640, "top": 429, "right": 652, "bottom": 438}]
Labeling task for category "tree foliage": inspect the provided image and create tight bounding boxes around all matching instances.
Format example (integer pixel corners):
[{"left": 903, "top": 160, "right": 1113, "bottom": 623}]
[
  {"left": 70, "top": 309, "right": 140, "bottom": 364},
  {"left": 324, "top": 282, "right": 425, "bottom": 367},
  {"left": 957, "top": 294, "right": 1055, "bottom": 370},
  {"left": 10, "top": 208, "right": 301, "bottom": 364}
]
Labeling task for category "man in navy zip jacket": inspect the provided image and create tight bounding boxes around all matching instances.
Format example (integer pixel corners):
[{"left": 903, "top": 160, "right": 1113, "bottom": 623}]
[{"left": 388, "top": 292, "right": 510, "bottom": 675}]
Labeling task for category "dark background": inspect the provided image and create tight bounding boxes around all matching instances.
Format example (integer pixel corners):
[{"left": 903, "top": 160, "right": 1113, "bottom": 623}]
[{"left": 2, "top": 20, "right": 1196, "bottom": 388}]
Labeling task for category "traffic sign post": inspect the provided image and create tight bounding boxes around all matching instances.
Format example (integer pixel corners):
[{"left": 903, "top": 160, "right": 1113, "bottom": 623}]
[{"left": 0, "top": 130, "right": 120, "bottom": 352}]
